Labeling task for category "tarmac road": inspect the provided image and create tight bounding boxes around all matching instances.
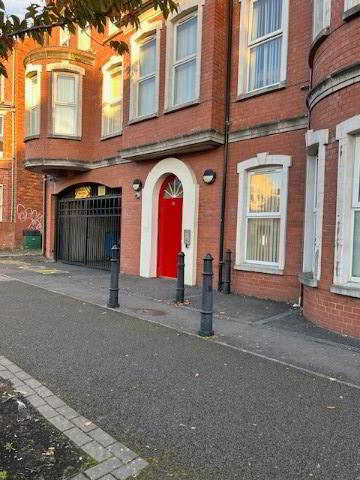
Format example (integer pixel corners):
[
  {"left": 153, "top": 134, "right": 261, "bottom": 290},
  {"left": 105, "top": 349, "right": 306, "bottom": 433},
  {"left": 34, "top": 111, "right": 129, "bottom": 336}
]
[{"left": 0, "top": 280, "right": 359, "bottom": 480}]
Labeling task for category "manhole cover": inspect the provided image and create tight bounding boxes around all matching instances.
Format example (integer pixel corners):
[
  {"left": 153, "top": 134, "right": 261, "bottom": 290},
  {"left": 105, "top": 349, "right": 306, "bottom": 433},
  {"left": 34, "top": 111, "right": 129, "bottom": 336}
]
[{"left": 132, "top": 308, "right": 167, "bottom": 317}]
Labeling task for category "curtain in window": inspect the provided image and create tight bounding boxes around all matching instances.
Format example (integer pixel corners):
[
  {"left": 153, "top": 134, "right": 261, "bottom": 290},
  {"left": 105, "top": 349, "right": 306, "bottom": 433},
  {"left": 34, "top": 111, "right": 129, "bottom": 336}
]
[
  {"left": 249, "top": 36, "right": 281, "bottom": 90},
  {"left": 55, "top": 75, "right": 76, "bottom": 136},
  {"left": 247, "top": 218, "right": 280, "bottom": 263},
  {"left": 251, "top": 0, "right": 282, "bottom": 41},
  {"left": 174, "top": 16, "right": 197, "bottom": 105},
  {"left": 103, "top": 69, "right": 122, "bottom": 136},
  {"left": 138, "top": 39, "right": 156, "bottom": 117},
  {"left": 176, "top": 17, "right": 197, "bottom": 60},
  {"left": 246, "top": 170, "right": 281, "bottom": 264}
]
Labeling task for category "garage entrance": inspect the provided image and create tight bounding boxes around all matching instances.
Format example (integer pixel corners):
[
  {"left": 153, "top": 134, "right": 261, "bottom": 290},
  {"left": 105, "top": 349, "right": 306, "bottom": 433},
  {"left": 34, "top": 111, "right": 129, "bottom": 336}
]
[{"left": 56, "top": 184, "right": 121, "bottom": 270}]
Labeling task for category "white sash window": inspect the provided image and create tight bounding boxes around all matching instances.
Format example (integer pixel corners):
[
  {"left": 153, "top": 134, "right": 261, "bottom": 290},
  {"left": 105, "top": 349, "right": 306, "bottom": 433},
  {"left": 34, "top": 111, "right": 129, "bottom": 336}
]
[
  {"left": 26, "top": 73, "right": 40, "bottom": 137},
  {"left": 78, "top": 24, "right": 91, "bottom": 51},
  {"left": 313, "top": 0, "right": 331, "bottom": 39},
  {"left": 236, "top": 154, "right": 291, "bottom": 274},
  {"left": 53, "top": 72, "right": 80, "bottom": 137},
  {"left": 137, "top": 37, "right": 156, "bottom": 117},
  {"left": 238, "top": 0, "right": 289, "bottom": 95},
  {"left": 102, "top": 62, "right": 123, "bottom": 137},
  {"left": 245, "top": 168, "right": 281, "bottom": 265},
  {"left": 173, "top": 13, "right": 198, "bottom": 106}
]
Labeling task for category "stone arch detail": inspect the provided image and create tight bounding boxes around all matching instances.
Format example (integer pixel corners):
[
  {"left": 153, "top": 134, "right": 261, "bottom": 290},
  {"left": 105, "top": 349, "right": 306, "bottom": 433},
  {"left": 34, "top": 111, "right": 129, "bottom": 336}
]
[{"left": 140, "top": 158, "right": 199, "bottom": 286}]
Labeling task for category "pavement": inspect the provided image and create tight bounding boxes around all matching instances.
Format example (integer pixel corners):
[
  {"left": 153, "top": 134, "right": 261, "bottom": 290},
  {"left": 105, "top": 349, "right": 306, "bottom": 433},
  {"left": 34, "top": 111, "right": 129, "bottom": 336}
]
[{"left": 0, "top": 258, "right": 360, "bottom": 479}]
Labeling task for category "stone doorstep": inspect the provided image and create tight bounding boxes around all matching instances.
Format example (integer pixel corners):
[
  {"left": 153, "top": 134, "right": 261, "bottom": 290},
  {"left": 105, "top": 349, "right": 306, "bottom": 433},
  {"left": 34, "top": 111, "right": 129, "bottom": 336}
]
[{"left": 0, "top": 356, "right": 149, "bottom": 480}]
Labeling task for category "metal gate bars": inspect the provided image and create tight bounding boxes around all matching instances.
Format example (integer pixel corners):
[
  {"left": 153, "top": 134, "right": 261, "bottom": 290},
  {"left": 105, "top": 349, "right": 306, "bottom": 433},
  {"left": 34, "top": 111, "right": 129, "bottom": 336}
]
[{"left": 57, "top": 194, "right": 121, "bottom": 270}]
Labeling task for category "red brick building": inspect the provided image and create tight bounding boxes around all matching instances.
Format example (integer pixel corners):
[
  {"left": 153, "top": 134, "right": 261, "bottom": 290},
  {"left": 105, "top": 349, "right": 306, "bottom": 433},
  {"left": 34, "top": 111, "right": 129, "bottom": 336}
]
[
  {"left": 0, "top": 40, "right": 43, "bottom": 249},
  {"left": 22, "top": 0, "right": 360, "bottom": 337}
]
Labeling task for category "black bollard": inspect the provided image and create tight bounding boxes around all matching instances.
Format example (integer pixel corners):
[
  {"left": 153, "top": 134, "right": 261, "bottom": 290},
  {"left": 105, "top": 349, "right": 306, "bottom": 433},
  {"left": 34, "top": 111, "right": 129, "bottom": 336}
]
[
  {"left": 107, "top": 243, "right": 120, "bottom": 308},
  {"left": 176, "top": 252, "right": 185, "bottom": 303},
  {"left": 199, "top": 254, "right": 214, "bottom": 337},
  {"left": 222, "top": 249, "right": 232, "bottom": 295}
]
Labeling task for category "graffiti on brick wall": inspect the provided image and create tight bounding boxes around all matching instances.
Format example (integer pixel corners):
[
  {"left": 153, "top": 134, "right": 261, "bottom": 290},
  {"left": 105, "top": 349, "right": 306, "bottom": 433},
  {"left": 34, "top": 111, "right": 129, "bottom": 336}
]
[{"left": 17, "top": 204, "right": 43, "bottom": 231}]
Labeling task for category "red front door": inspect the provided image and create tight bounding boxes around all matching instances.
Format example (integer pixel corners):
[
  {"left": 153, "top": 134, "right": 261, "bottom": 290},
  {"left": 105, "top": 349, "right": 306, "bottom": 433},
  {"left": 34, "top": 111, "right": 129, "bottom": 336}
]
[{"left": 157, "top": 175, "right": 183, "bottom": 278}]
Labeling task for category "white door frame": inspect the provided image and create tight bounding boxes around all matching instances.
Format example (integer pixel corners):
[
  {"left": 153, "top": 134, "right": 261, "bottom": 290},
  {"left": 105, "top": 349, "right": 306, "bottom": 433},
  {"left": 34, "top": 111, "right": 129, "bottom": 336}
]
[{"left": 140, "top": 157, "right": 199, "bottom": 286}]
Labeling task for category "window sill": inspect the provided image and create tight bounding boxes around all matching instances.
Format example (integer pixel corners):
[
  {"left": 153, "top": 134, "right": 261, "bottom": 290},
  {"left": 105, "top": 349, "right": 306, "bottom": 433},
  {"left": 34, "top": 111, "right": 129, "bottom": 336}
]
[
  {"left": 331, "top": 283, "right": 360, "bottom": 299},
  {"left": 128, "top": 113, "right": 159, "bottom": 125},
  {"left": 343, "top": 4, "right": 360, "bottom": 21},
  {"left": 309, "top": 27, "right": 330, "bottom": 68},
  {"left": 236, "top": 82, "right": 287, "bottom": 102},
  {"left": 234, "top": 263, "right": 284, "bottom": 276},
  {"left": 24, "top": 135, "right": 40, "bottom": 142},
  {"left": 299, "top": 272, "right": 318, "bottom": 288},
  {"left": 48, "top": 135, "right": 82, "bottom": 141},
  {"left": 164, "top": 99, "right": 200, "bottom": 115},
  {"left": 100, "top": 131, "right": 123, "bottom": 141}
]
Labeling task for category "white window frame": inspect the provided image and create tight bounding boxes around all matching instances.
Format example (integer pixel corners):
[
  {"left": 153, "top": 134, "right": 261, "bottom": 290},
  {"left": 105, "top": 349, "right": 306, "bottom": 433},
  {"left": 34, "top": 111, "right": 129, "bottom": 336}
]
[
  {"left": 164, "top": 0, "right": 205, "bottom": 111},
  {"left": 47, "top": 63, "right": 85, "bottom": 138},
  {"left": 77, "top": 24, "right": 91, "bottom": 51},
  {"left": 302, "top": 129, "right": 328, "bottom": 285},
  {"left": 237, "top": 0, "right": 289, "bottom": 96},
  {"left": 60, "top": 25, "right": 70, "bottom": 46},
  {"left": 313, "top": 0, "right": 331, "bottom": 40},
  {"left": 0, "top": 115, "right": 3, "bottom": 159},
  {"left": 332, "top": 116, "right": 360, "bottom": 297},
  {"left": 25, "top": 64, "right": 42, "bottom": 138},
  {"left": 344, "top": 0, "right": 360, "bottom": 11},
  {"left": 101, "top": 56, "right": 123, "bottom": 138},
  {"left": 235, "top": 152, "right": 291, "bottom": 275},
  {"left": 129, "top": 18, "right": 161, "bottom": 122},
  {"left": 0, "top": 184, "right": 3, "bottom": 222}
]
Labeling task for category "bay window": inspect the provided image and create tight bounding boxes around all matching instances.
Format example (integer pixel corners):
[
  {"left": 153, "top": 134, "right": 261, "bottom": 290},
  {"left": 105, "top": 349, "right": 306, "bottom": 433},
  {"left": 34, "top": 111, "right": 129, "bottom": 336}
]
[
  {"left": 238, "top": 0, "right": 289, "bottom": 95},
  {"left": 313, "top": 0, "right": 331, "bottom": 39},
  {"left": 102, "top": 58, "right": 123, "bottom": 137},
  {"left": 236, "top": 153, "right": 291, "bottom": 274},
  {"left": 52, "top": 72, "right": 80, "bottom": 137},
  {"left": 165, "top": 1, "right": 203, "bottom": 111}
]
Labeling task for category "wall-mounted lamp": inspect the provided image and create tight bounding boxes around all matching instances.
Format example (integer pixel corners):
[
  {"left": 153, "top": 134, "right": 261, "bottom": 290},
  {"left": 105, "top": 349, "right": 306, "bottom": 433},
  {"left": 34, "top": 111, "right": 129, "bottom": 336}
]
[
  {"left": 132, "top": 179, "right": 143, "bottom": 192},
  {"left": 203, "top": 169, "right": 216, "bottom": 185}
]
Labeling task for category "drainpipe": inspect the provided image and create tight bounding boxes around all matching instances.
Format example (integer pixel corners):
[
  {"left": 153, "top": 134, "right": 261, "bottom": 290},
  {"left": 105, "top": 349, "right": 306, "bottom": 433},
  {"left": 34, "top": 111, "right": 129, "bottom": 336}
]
[
  {"left": 218, "top": 0, "right": 233, "bottom": 290},
  {"left": 11, "top": 49, "right": 16, "bottom": 222},
  {"left": 42, "top": 175, "right": 47, "bottom": 256}
]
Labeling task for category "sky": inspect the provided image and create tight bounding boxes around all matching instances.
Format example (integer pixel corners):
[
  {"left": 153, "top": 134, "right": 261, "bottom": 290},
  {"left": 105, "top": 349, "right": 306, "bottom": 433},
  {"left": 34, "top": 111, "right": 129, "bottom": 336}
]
[{"left": 5, "top": 0, "right": 34, "bottom": 17}]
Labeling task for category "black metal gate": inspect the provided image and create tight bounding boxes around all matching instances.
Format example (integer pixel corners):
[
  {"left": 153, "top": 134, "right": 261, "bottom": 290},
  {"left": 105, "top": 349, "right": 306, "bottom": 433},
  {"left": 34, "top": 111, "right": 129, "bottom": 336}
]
[{"left": 57, "top": 191, "right": 121, "bottom": 270}]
